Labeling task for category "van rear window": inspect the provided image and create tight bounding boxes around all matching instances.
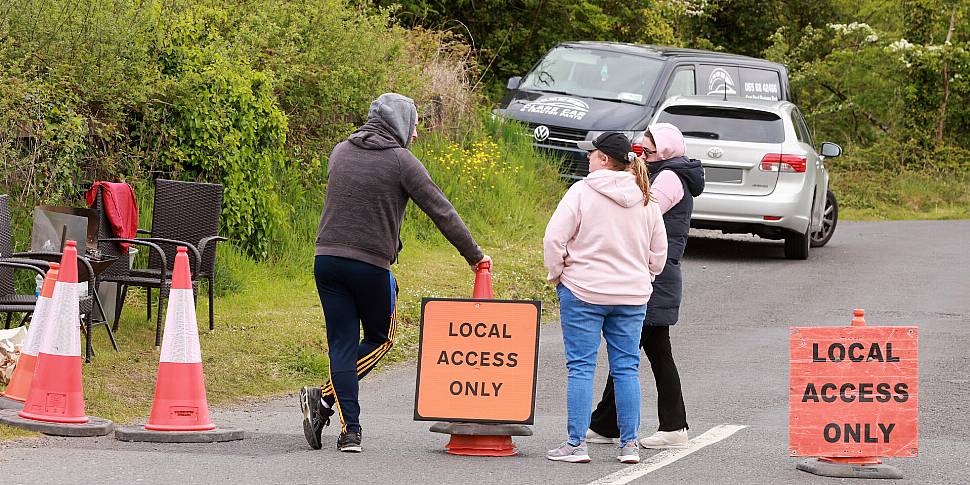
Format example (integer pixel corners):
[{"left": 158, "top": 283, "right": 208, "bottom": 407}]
[{"left": 657, "top": 106, "right": 784, "bottom": 143}]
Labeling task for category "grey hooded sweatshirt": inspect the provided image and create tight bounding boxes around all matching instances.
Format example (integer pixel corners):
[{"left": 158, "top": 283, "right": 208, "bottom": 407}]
[{"left": 315, "top": 93, "right": 483, "bottom": 269}]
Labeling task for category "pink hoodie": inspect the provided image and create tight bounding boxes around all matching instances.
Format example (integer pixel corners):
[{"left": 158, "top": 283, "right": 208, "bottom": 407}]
[{"left": 543, "top": 169, "right": 667, "bottom": 306}]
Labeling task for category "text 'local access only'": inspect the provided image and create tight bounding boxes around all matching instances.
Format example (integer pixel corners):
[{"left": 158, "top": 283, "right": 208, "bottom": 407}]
[{"left": 789, "top": 326, "right": 918, "bottom": 458}]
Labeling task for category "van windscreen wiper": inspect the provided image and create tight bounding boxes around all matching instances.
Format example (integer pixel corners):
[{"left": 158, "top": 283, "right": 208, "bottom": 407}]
[
  {"left": 585, "top": 96, "right": 642, "bottom": 106},
  {"left": 529, "top": 88, "right": 573, "bottom": 96}
]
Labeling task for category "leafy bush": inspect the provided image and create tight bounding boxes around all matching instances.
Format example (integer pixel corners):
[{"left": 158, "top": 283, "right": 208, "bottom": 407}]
[
  {"left": 0, "top": 77, "right": 86, "bottom": 205},
  {"left": 146, "top": 6, "right": 289, "bottom": 258}
]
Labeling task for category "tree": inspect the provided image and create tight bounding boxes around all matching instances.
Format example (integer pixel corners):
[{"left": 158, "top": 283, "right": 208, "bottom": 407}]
[{"left": 371, "top": 1, "right": 679, "bottom": 96}]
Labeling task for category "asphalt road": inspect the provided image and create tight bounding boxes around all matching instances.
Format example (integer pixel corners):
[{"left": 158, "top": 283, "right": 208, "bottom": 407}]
[{"left": 1, "top": 220, "right": 968, "bottom": 484}]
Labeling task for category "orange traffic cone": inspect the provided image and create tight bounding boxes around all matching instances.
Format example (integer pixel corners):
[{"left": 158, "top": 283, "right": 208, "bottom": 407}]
[
  {"left": 473, "top": 260, "right": 494, "bottom": 299},
  {"left": 145, "top": 246, "right": 215, "bottom": 431},
  {"left": 438, "top": 260, "right": 528, "bottom": 457},
  {"left": 1, "top": 263, "right": 59, "bottom": 404},
  {"left": 19, "top": 242, "right": 87, "bottom": 423}
]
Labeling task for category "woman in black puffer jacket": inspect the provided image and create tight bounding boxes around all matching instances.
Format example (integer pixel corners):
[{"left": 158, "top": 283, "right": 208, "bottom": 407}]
[{"left": 587, "top": 123, "right": 705, "bottom": 449}]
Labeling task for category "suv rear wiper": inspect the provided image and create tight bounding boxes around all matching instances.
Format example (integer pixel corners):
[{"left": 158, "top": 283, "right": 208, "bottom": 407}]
[{"left": 683, "top": 131, "right": 720, "bottom": 140}]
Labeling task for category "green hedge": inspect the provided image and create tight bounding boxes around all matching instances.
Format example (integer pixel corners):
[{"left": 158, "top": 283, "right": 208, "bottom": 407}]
[{"left": 0, "top": 0, "right": 470, "bottom": 259}]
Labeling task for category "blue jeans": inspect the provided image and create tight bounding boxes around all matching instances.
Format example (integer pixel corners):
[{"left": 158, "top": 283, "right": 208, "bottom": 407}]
[{"left": 557, "top": 284, "right": 645, "bottom": 445}]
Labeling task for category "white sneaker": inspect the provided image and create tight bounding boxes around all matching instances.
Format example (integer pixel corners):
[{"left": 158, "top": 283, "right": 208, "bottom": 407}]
[
  {"left": 586, "top": 429, "right": 618, "bottom": 444},
  {"left": 638, "top": 429, "right": 689, "bottom": 449},
  {"left": 547, "top": 441, "right": 591, "bottom": 463}
]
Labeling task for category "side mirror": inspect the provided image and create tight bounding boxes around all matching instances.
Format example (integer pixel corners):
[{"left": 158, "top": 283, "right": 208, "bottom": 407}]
[
  {"left": 507, "top": 76, "right": 521, "bottom": 90},
  {"left": 820, "top": 142, "right": 842, "bottom": 158}
]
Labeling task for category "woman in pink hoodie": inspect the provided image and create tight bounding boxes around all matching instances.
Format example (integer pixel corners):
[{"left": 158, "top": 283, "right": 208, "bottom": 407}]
[{"left": 544, "top": 132, "right": 667, "bottom": 464}]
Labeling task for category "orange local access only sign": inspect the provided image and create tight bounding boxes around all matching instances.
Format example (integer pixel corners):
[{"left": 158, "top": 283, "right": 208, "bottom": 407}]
[
  {"left": 414, "top": 298, "right": 541, "bottom": 424},
  {"left": 789, "top": 326, "right": 918, "bottom": 458}
]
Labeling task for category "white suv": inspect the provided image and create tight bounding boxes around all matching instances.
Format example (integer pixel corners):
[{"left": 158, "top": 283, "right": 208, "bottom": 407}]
[{"left": 652, "top": 96, "right": 841, "bottom": 259}]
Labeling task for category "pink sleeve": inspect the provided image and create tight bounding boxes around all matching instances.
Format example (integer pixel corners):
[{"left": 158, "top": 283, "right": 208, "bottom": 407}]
[
  {"left": 647, "top": 204, "right": 668, "bottom": 277},
  {"left": 543, "top": 185, "right": 582, "bottom": 285},
  {"left": 652, "top": 170, "right": 684, "bottom": 214}
]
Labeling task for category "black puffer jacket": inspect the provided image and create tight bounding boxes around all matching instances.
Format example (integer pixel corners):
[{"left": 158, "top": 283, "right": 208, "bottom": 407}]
[{"left": 645, "top": 156, "right": 704, "bottom": 326}]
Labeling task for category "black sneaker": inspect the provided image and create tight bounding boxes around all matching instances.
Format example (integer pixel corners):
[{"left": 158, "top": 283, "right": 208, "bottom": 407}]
[
  {"left": 337, "top": 430, "right": 362, "bottom": 453},
  {"left": 299, "top": 386, "right": 333, "bottom": 450}
]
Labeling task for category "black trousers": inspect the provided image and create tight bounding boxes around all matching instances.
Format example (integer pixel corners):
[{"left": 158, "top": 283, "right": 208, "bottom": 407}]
[
  {"left": 589, "top": 325, "right": 688, "bottom": 437},
  {"left": 314, "top": 255, "right": 398, "bottom": 434}
]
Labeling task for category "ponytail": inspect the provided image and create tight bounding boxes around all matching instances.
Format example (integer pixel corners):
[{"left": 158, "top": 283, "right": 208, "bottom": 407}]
[
  {"left": 629, "top": 156, "right": 653, "bottom": 206},
  {"left": 603, "top": 152, "right": 653, "bottom": 206}
]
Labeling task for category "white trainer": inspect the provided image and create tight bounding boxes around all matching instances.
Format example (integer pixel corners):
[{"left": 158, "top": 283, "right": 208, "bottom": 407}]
[
  {"left": 638, "top": 429, "right": 689, "bottom": 449},
  {"left": 586, "top": 429, "right": 618, "bottom": 444}
]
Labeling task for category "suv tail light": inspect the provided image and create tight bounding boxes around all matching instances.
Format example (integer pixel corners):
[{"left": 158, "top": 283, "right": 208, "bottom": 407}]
[{"left": 760, "top": 154, "right": 807, "bottom": 173}]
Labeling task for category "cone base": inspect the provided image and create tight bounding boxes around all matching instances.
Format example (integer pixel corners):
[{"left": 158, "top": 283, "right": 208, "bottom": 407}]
[
  {"left": 115, "top": 425, "right": 244, "bottom": 443},
  {"left": 18, "top": 410, "right": 89, "bottom": 424},
  {"left": 796, "top": 458, "right": 904, "bottom": 479},
  {"left": 0, "top": 409, "right": 111, "bottom": 437},
  {"left": 445, "top": 435, "right": 517, "bottom": 456},
  {"left": 1, "top": 353, "right": 38, "bottom": 403},
  {"left": 428, "top": 422, "right": 533, "bottom": 436},
  {"left": 144, "top": 422, "right": 216, "bottom": 432}
]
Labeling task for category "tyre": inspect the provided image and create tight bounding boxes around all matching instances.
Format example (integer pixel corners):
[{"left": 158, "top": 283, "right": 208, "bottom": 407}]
[
  {"left": 784, "top": 230, "right": 810, "bottom": 260},
  {"left": 810, "top": 189, "right": 838, "bottom": 247}
]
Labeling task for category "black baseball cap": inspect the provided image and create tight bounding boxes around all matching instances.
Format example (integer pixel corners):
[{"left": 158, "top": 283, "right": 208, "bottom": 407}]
[{"left": 577, "top": 132, "right": 634, "bottom": 163}]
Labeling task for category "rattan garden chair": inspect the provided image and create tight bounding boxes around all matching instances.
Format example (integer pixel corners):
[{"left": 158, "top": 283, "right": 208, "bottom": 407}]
[
  {"left": 134, "top": 179, "right": 226, "bottom": 332},
  {"left": 93, "top": 179, "right": 223, "bottom": 348}
]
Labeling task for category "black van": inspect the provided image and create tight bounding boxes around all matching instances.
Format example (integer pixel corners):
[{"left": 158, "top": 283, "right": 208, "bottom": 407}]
[{"left": 496, "top": 41, "right": 791, "bottom": 178}]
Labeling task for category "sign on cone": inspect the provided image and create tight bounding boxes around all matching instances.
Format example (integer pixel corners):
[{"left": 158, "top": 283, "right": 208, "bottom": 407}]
[
  {"left": 1, "top": 263, "right": 60, "bottom": 403},
  {"left": 19, "top": 242, "right": 88, "bottom": 424},
  {"left": 145, "top": 246, "right": 215, "bottom": 431}
]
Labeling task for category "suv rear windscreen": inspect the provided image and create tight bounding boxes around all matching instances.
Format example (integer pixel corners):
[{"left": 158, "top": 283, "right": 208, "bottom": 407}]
[{"left": 657, "top": 106, "right": 784, "bottom": 143}]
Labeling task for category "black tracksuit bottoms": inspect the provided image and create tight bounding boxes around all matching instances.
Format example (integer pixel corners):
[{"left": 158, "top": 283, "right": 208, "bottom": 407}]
[
  {"left": 589, "top": 325, "right": 689, "bottom": 437},
  {"left": 314, "top": 255, "right": 397, "bottom": 434}
]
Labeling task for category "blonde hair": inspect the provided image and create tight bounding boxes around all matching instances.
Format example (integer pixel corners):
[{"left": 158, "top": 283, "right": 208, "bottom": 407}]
[{"left": 604, "top": 155, "right": 652, "bottom": 206}]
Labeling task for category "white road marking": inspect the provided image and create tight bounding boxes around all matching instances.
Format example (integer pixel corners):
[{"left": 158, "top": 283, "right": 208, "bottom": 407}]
[{"left": 586, "top": 424, "right": 748, "bottom": 485}]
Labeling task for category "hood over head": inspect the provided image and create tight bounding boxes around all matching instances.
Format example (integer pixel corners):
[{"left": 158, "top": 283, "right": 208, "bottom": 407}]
[
  {"left": 348, "top": 93, "right": 417, "bottom": 150},
  {"left": 648, "top": 156, "right": 706, "bottom": 197},
  {"left": 647, "top": 122, "right": 687, "bottom": 160},
  {"left": 584, "top": 170, "right": 644, "bottom": 208}
]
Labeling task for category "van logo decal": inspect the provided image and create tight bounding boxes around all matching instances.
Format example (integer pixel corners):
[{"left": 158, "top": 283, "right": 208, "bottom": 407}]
[
  {"left": 533, "top": 125, "right": 550, "bottom": 142},
  {"left": 707, "top": 147, "right": 723, "bottom": 159},
  {"left": 707, "top": 68, "right": 737, "bottom": 96},
  {"left": 519, "top": 96, "right": 589, "bottom": 120}
]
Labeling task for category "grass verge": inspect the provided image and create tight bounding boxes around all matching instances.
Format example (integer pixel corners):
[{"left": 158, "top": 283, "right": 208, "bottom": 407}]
[{"left": 832, "top": 169, "right": 970, "bottom": 221}]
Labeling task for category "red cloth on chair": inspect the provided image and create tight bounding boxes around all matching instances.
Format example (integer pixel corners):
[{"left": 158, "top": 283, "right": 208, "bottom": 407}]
[{"left": 86, "top": 182, "right": 138, "bottom": 253}]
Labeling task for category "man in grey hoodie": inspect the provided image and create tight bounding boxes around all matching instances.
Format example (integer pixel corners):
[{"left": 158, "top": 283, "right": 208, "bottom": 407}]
[{"left": 299, "top": 93, "right": 490, "bottom": 452}]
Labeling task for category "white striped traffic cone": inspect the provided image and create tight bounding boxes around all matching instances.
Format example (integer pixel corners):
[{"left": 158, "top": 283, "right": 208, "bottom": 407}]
[
  {"left": 145, "top": 246, "right": 214, "bottom": 431},
  {"left": 19, "top": 242, "right": 87, "bottom": 423}
]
